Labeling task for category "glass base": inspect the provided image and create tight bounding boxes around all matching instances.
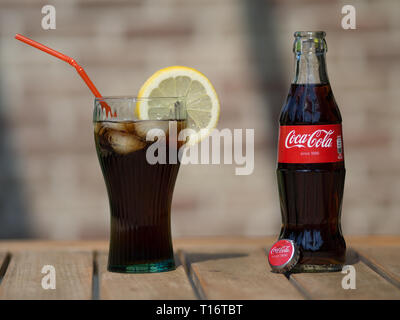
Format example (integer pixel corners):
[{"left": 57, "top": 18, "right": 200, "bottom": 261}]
[
  {"left": 292, "top": 264, "right": 343, "bottom": 273},
  {"left": 107, "top": 258, "right": 176, "bottom": 274}
]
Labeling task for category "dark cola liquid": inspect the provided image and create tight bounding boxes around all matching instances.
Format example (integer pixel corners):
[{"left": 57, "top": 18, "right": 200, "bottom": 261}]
[
  {"left": 94, "top": 120, "right": 185, "bottom": 272},
  {"left": 277, "top": 84, "right": 346, "bottom": 271}
]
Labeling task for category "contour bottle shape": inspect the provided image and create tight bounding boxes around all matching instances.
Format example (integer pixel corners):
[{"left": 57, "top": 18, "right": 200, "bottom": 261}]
[{"left": 277, "top": 31, "right": 346, "bottom": 272}]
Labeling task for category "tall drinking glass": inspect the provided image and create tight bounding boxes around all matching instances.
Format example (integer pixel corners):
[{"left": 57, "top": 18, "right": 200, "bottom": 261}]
[{"left": 93, "top": 97, "right": 186, "bottom": 273}]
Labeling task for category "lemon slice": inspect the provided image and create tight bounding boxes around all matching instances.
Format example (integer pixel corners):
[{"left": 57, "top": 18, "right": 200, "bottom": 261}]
[{"left": 136, "top": 66, "right": 220, "bottom": 144}]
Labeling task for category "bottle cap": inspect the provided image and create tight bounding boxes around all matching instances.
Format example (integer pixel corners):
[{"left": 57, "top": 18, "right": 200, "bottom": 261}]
[{"left": 268, "top": 239, "right": 300, "bottom": 273}]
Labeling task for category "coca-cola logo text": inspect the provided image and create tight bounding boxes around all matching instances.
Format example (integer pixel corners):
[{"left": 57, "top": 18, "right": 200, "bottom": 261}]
[
  {"left": 270, "top": 245, "right": 291, "bottom": 255},
  {"left": 285, "top": 129, "right": 334, "bottom": 149}
]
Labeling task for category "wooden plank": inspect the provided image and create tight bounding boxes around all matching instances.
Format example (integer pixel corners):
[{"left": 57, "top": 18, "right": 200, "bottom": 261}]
[
  {"left": 289, "top": 249, "right": 400, "bottom": 300},
  {"left": 0, "top": 251, "right": 93, "bottom": 300},
  {"left": 97, "top": 252, "right": 196, "bottom": 300},
  {"left": 182, "top": 247, "right": 304, "bottom": 299},
  {"left": 355, "top": 247, "right": 400, "bottom": 288}
]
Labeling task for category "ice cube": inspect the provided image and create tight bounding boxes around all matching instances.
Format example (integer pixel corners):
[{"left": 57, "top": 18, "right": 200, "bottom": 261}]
[
  {"left": 95, "top": 122, "right": 127, "bottom": 135},
  {"left": 96, "top": 122, "right": 146, "bottom": 154},
  {"left": 108, "top": 130, "right": 146, "bottom": 154}
]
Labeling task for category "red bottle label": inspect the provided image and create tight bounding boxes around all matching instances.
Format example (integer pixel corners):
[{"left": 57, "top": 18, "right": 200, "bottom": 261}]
[{"left": 278, "top": 124, "right": 344, "bottom": 163}]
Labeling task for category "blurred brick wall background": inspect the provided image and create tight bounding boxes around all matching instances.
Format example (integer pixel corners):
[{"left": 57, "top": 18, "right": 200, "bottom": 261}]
[{"left": 0, "top": 0, "right": 399, "bottom": 239}]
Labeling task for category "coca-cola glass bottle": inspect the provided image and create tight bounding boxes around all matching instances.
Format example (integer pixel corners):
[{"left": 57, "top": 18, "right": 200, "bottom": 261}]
[{"left": 277, "top": 31, "right": 346, "bottom": 272}]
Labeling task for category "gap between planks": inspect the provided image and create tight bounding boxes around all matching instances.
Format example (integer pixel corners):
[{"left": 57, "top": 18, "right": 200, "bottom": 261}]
[
  {"left": 355, "top": 247, "right": 400, "bottom": 290},
  {"left": 180, "top": 245, "right": 400, "bottom": 300},
  {"left": 0, "top": 252, "right": 11, "bottom": 286},
  {"left": 95, "top": 251, "right": 197, "bottom": 300},
  {"left": 179, "top": 246, "right": 306, "bottom": 300},
  {"left": 288, "top": 248, "right": 400, "bottom": 300}
]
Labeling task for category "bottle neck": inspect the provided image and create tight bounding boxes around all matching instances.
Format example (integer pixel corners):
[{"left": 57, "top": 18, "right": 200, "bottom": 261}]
[
  {"left": 293, "top": 52, "right": 329, "bottom": 85},
  {"left": 292, "top": 32, "right": 329, "bottom": 85}
]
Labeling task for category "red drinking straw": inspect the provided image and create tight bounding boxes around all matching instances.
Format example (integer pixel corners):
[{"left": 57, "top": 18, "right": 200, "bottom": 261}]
[{"left": 15, "top": 34, "right": 114, "bottom": 117}]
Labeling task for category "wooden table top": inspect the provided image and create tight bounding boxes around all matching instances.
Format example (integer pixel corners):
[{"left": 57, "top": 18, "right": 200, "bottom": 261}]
[{"left": 0, "top": 236, "right": 399, "bottom": 300}]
